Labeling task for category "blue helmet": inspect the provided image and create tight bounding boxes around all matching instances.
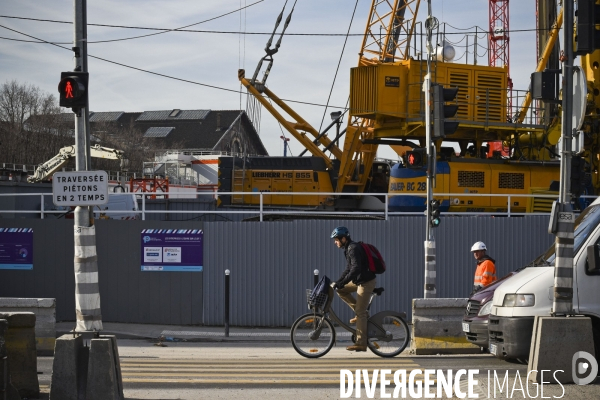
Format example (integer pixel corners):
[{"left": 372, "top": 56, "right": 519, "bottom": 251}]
[{"left": 331, "top": 226, "right": 350, "bottom": 239}]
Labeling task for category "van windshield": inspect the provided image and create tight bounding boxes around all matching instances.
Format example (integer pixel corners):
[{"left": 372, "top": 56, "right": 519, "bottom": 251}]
[{"left": 533, "top": 204, "right": 600, "bottom": 267}]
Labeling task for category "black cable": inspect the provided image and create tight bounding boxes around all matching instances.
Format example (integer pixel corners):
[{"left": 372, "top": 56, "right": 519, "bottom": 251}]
[
  {"left": 0, "top": 1, "right": 265, "bottom": 44},
  {"left": 0, "top": 23, "right": 348, "bottom": 111},
  {"left": 317, "top": 0, "right": 359, "bottom": 133},
  {"left": 0, "top": 14, "right": 552, "bottom": 38},
  {"left": 91, "top": 0, "right": 266, "bottom": 44}
]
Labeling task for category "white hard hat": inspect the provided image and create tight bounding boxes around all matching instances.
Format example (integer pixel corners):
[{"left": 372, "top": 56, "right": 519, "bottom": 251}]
[{"left": 471, "top": 241, "right": 487, "bottom": 252}]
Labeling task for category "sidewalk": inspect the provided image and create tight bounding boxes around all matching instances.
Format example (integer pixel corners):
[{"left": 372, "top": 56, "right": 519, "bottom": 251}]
[{"left": 56, "top": 321, "right": 356, "bottom": 343}]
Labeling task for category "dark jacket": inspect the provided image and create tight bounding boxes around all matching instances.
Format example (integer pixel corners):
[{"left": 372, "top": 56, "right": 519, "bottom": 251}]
[{"left": 336, "top": 240, "right": 376, "bottom": 288}]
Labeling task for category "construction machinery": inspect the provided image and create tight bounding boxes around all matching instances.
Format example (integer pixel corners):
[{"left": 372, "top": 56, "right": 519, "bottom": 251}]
[
  {"left": 219, "top": 0, "right": 595, "bottom": 213},
  {"left": 27, "top": 144, "right": 126, "bottom": 183}
]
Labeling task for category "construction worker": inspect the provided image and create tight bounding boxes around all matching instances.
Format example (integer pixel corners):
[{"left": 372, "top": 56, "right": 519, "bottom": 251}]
[
  {"left": 471, "top": 241, "right": 497, "bottom": 294},
  {"left": 330, "top": 226, "right": 376, "bottom": 352}
]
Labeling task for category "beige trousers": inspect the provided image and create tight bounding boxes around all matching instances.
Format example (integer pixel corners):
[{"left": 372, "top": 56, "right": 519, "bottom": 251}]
[{"left": 336, "top": 279, "right": 376, "bottom": 346}]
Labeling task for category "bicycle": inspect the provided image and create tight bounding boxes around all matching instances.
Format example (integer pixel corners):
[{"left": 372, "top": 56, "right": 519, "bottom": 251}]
[{"left": 290, "top": 279, "right": 410, "bottom": 358}]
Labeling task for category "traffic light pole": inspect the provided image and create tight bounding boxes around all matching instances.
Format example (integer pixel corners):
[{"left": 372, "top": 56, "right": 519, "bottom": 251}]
[
  {"left": 73, "top": 0, "right": 87, "bottom": 228},
  {"left": 552, "top": 0, "right": 575, "bottom": 316},
  {"left": 423, "top": 0, "right": 436, "bottom": 299},
  {"left": 73, "top": 0, "right": 103, "bottom": 332}
]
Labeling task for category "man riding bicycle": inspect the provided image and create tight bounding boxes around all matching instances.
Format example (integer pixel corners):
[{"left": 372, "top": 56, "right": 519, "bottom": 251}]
[{"left": 330, "top": 226, "right": 376, "bottom": 352}]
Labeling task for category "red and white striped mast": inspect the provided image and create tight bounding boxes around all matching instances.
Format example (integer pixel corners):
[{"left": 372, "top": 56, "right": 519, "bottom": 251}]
[{"left": 489, "top": 0, "right": 512, "bottom": 115}]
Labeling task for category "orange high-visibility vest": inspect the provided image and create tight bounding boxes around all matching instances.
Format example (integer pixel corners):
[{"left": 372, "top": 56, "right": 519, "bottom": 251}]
[{"left": 474, "top": 259, "right": 497, "bottom": 287}]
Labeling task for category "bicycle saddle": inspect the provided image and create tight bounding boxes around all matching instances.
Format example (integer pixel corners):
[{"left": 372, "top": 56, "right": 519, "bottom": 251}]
[{"left": 373, "top": 287, "right": 384, "bottom": 296}]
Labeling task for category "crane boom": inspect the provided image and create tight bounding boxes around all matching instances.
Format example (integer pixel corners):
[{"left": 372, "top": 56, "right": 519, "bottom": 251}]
[
  {"left": 27, "top": 144, "right": 125, "bottom": 183},
  {"left": 338, "top": 0, "right": 421, "bottom": 193},
  {"left": 359, "top": 0, "right": 422, "bottom": 65},
  {"left": 232, "top": 0, "right": 423, "bottom": 201}
]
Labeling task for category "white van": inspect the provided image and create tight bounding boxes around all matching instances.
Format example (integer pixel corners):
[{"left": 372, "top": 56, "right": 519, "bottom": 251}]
[
  {"left": 488, "top": 197, "right": 600, "bottom": 362},
  {"left": 94, "top": 193, "right": 140, "bottom": 220}
]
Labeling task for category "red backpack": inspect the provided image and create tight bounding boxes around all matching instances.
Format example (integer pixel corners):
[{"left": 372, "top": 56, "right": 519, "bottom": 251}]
[{"left": 359, "top": 242, "right": 386, "bottom": 274}]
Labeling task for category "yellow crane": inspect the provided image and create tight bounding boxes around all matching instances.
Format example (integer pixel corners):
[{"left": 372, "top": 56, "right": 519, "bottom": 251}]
[
  {"left": 232, "top": 0, "right": 424, "bottom": 208},
  {"left": 223, "top": 0, "right": 595, "bottom": 212}
]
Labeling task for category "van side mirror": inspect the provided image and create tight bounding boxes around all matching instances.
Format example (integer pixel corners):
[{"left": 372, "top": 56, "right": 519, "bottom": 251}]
[{"left": 586, "top": 245, "right": 600, "bottom": 274}]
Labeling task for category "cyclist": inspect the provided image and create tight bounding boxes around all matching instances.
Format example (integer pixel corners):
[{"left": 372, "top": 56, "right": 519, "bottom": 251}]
[{"left": 330, "top": 226, "right": 376, "bottom": 352}]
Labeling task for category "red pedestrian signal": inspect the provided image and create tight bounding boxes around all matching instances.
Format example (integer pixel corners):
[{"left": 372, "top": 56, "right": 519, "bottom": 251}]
[
  {"left": 405, "top": 148, "right": 426, "bottom": 169},
  {"left": 58, "top": 72, "right": 88, "bottom": 110},
  {"left": 409, "top": 153, "right": 416, "bottom": 164},
  {"left": 64, "top": 81, "right": 74, "bottom": 98}
]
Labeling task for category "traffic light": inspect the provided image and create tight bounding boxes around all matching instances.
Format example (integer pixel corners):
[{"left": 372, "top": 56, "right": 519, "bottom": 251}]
[
  {"left": 571, "top": 156, "right": 586, "bottom": 197},
  {"left": 405, "top": 148, "right": 426, "bottom": 169},
  {"left": 432, "top": 84, "right": 459, "bottom": 138},
  {"left": 58, "top": 72, "right": 89, "bottom": 109},
  {"left": 429, "top": 199, "right": 441, "bottom": 228},
  {"left": 575, "top": 0, "right": 600, "bottom": 56}
]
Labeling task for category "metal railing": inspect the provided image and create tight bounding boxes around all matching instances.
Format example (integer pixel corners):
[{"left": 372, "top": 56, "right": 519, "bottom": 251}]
[{"left": 1, "top": 191, "right": 596, "bottom": 221}]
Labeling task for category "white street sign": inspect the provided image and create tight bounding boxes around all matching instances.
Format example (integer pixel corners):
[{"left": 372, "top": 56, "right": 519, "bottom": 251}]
[{"left": 52, "top": 171, "right": 109, "bottom": 206}]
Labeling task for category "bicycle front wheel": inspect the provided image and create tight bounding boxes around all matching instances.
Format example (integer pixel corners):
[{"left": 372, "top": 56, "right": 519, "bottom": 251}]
[
  {"left": 290, "top": 313, "right": 335, "bottom": 358},
  {"left": 367, "top": 311, "right": 410, "bottom": 358}
]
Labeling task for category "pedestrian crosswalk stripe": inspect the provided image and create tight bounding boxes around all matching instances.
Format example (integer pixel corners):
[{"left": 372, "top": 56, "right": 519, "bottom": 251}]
[
  {"left": 120, "top": 360, "right": 419, "bottom": 366},
  {"left": 121, "top": 356, "right": 417, "bottom": 367},
  {"left": 121, "top": 366, "right": 418, "bottom": 372},
  {"left": 121, "top": 371, "right": 426, "bottom": 377},
  {"left": 160, "top": 330, "right": 299, "bottom": 337},
  {"left": 119, "top": 357, "right": 425, "bottom": 386},
  {"left": 121, "top": 378, "right": 356, "bottom": 385}
]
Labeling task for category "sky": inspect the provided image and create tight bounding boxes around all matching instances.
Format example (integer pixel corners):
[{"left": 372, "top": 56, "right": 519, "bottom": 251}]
[{"left": 0, "top": 0, "right": 542, "bottom": 160}]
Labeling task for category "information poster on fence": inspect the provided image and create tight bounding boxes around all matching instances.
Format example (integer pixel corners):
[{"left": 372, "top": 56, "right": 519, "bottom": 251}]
[
  {"left": 0, "top": 228, "right": 33, "bottom": 270},
  {"left": 140, "top": 229, "right": 203, "bottom": 272}
]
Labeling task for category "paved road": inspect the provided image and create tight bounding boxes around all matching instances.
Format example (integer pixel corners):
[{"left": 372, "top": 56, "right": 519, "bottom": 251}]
[{"left": 36, "top": 340, "right": 599, "bottom": 399}]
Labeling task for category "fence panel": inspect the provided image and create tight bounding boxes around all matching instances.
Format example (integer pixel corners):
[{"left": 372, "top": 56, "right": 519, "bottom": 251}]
[{"left": 0, "top": 216, "right": 552, "bottom": 326}]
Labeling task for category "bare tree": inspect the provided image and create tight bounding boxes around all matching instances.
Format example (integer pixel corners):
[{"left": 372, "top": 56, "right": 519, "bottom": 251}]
[
  {"left": 0, "top": 80, "right": 183, "bottom": 179},
  {"left": 0, "top": 80, "right": 72, "bottom": 165}
]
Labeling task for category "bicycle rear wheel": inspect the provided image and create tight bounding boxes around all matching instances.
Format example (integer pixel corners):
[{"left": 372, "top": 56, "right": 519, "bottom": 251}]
[
  {"left": 367, "top": 311, "right": 410, "bottom": 358},
  {"left": 290, "top": 313, "right": 335, "bottom": 358}
]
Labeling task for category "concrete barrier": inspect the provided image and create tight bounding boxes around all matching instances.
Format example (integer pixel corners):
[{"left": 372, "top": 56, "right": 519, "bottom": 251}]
[
  {"left": 50, "top": 334, "right": 124, "bottom": 400},
  {"left": 411, "top": 298, "right": 480, "bottom": 355},
  {"left": 0, "top": 312, "right": 39, "bottom": 398},
  {"left": 527, "top": 316, "right": 596, "bottom": 384},
  {"left": 0, "top": 319, "right": 22, "bottom": 400},
  {"left": 0, "top": 297, "right": 56, "bottom": 356},
  {"left": 86, "top": 336, "right": 124, "bottom": 400},
  {"left": 50, "top": 335, "right": 88, "bottom": 400}
]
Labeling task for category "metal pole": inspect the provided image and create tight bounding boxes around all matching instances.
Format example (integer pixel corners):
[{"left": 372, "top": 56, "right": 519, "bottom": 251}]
[
  {"left": 82, "top": 0, "right": 91, "bottom": 172},
  {"left": 73, "top": 0, "right": 89, "bottom": 228},
  {"left": 335, "top": 118, "right": 340, "bottom": 149},
  {"left": 73, "top": 0, "right": 102, "bottom": 333},
  {"left": 423, "top": 0, "right": 437, "bottom": 298},
  {"left": 474, "top": 27, "right": 478, "bottom": 65},
  {"left": 260, "top": 193, "right": 263, "bottom": 222},
  {"left": 224, "top": 269, "right": 230, "bottom": 337},
  {"left": 552, "top": 0, "right": 575, "bottom": 316},
  {"left": 313, "top": 269, "right": 319, "bottom": 288},
  {"left": 384, "top": 195, "right": 388, "bottom": 221}
]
